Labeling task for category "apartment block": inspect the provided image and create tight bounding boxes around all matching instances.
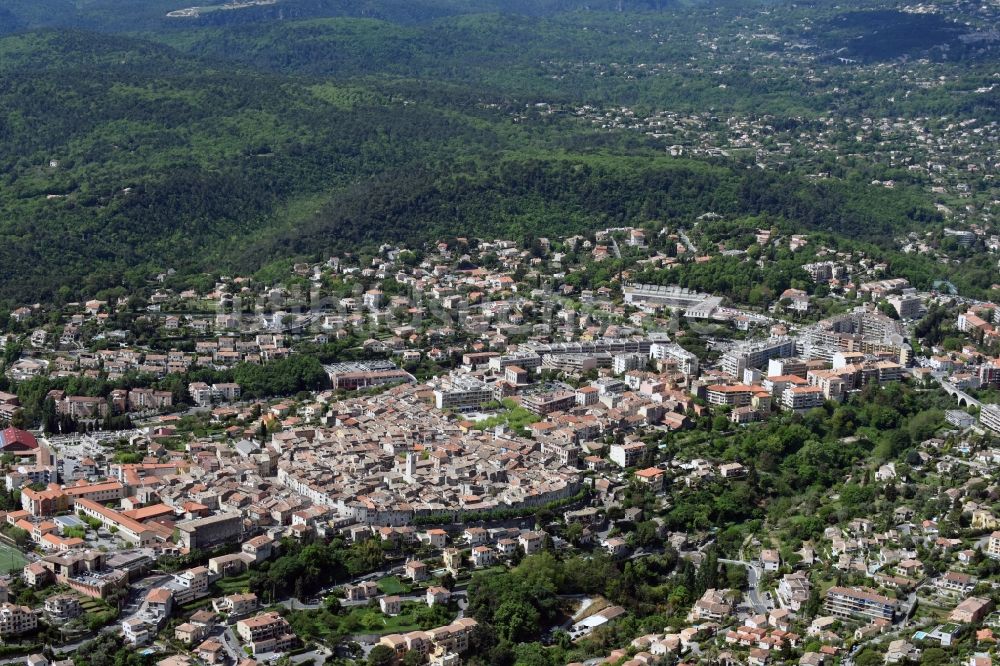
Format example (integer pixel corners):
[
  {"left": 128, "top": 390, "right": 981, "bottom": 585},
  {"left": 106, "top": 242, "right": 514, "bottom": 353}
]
[
  {"left": 236, "top": 612, "right": 296, "bottom": 656},
  {"left": 0, "top": 603, "right": 37, "bottom": 637},
  {"left": 825, "top": 586, "right": 896, "bottom": 621}
]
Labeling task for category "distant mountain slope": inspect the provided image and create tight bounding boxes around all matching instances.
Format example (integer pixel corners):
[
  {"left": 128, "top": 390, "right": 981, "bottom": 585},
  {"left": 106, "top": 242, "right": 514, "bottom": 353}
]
[
  {"left": 0, "top": 29, "right": 945, "bottom": 305},
  {"left": 0, "top": 0, "right": 686, "bottom": 36},
  {"left": 152, "top": 10, "right": 999, "bottom": 116},
  {"left": 814, "top": 9, "right": 977, "bottom": 62},
  {"left": 0, "top": 31, "right": 512, "bottom": 302},
  {"left": 243, "top": 155, "right": 941, "bottom": 271},
  {"left": 3, "top": 0, "right": 992, "bottom": 305}
]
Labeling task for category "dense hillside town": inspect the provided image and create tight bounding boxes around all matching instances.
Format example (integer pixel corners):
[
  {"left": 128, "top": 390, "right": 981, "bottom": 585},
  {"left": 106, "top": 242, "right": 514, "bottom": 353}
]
[
  {"left": 0, "top": 219, "right": 995, "bottom": 666},
  {"left": 0, "top": 0, "right": 999, "bottom": 665}
]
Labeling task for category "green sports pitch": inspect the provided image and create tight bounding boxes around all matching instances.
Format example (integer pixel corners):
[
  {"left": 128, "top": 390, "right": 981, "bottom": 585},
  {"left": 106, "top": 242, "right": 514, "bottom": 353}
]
[{"left": 0, "top": 542, "right": 27, "bottom": 574}]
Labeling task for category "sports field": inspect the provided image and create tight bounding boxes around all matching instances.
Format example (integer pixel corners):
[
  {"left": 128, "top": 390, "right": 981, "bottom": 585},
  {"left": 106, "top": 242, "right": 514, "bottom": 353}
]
[{"left": 0, "top": 541, "right": 27, "bottom": 574}]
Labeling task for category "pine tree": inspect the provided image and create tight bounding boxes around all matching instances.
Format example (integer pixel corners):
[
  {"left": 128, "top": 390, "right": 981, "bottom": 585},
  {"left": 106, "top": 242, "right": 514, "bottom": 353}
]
[{"left": 42, "top": 398, "right": 58, "bottom": 433}]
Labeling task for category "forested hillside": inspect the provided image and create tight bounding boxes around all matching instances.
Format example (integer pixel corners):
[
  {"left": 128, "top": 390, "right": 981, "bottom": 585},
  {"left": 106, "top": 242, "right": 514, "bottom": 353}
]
[
  {"left": 158, "top": 11, "right": 1000, "bottom": 113},
  {"left": 0, "top": 0, "right": 995, "bottom": 304},
  {"left": 0, "top": 31, "right": 508, "bottom": 301},
  {"left": 0, "top": 0, "right": 685, "bottom": 35},
  {"left": 0, "top": 28, "right": 945, "bottom": 304},
  {"left": 244, "top": 156, "right": 942, "bottom": 270}
]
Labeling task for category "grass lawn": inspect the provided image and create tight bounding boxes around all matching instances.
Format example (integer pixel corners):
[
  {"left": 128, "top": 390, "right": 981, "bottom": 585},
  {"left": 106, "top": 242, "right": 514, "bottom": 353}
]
[
  {"left": 215, "top": 573, "right": 252, "bottom": 594},
  {"left": 816, "top": 577, "right": 839, "bottom": 595},
  {"left": 378, "top": 615, "right": 425, "bottom": 634},
  {"left": 0, "top": 542, "right": 27, "bottom": 574},
  {"left": 347, "top": 603, "right": 456, "bottom": 635},
  {"left": 179, "top": 598, "right": 214, "bottom": 613},
  {"left": 287, "top": 601, "right": 456, "bottom": 642},
  {"left": 377, "top": 576, "right": 411, "bottom": 595},
  {"left": 78, "top": 593, "right": 113, "bottom": 611},
  {"left": 471, "top": 400, "right": 540, "bottom": 433}
]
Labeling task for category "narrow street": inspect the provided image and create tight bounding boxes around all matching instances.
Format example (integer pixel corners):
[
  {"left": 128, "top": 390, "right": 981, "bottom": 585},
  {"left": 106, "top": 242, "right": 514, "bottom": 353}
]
[{"left": 720, "top": 558, "right": 769, "bottom": 615}]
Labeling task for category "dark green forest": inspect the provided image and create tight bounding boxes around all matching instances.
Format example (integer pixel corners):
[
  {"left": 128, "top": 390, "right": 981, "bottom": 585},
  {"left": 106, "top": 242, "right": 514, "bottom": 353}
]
[
  {"left": 0, "top": 29, "right": 955, "bottom": 305},
  {"left": 0, "top": 0, "right": 996, "bottom": 305}
]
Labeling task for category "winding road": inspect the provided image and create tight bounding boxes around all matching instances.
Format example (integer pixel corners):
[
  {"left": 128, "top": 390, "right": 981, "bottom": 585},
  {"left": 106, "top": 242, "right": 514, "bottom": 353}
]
[{"left": 720, "top": 558, "right": 769, "bottom": 615}]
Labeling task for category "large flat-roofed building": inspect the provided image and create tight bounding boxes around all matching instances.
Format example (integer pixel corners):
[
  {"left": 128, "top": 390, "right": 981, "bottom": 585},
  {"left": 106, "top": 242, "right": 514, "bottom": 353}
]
[
  {"left": 782, "top": 386, "right": 826, "bottom": 412},
  {"left": 543, "top": 354, "right": 603, "bottom": 375},
  {"left": 801, "top": 261, "right": 845, "bottom": 283},
  {"left": 521, "top": 390, "right": 575, "bottom": 416},
  {"left": 888, "top": 294, "right": 924, "bottom": 320},
  {"left": 462, "top": 352, "right": 499, "bottom": 369},
  {"left": 39, "top": 550, "right": 128, "bottom": 599},
  {"left": 609, "top": 442, "right": 645, "bottom": 468},
  {"left": 175, "top": 513, "right": 243, "bottom": 551},
  {"left": 720, "top": 337, "right": 797, "bottom": 378},
  {"left": 825, "top": 586, "right": 896, "bottom": 621},
  {"left": 981, "top": 404, "right": 1000, "bottom": 435},
  {"left": 488, "top": 352, "right": 542, "bottom": 374},
  {"left": 799, "top": 308, "right": 909, "bottom": 364},
  {"left": 324, "top": 361, "right": 414, "bottom": 391},
  {"left": 978, "top": 363, "right": 1000, "bottom": 388},
  {"left": 768, "top": 357, "right": 808, "bottom": 378},
  {"left": 623, "top": 284, "right": 710, "bottom": 309},
  {"left": 431, "top": 375, "right": 494, "bottom": 411},
  {"left": 650, "top": 343, "right": 699, "bottom": 376},
  {"left": 526, "top": 338, "right": 659, "bottom": 356}
]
